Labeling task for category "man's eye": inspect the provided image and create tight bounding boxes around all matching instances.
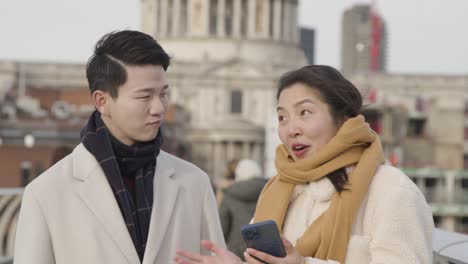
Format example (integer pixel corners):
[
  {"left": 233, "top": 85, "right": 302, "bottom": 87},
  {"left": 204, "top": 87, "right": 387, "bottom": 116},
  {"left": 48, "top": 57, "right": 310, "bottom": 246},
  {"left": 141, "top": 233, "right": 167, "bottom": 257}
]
[
  {"left": 300, "top": 110, "right": 311, "bottom": 116},
  {"left": 138, "top": 96, "right": 150, "bottom": 99}
]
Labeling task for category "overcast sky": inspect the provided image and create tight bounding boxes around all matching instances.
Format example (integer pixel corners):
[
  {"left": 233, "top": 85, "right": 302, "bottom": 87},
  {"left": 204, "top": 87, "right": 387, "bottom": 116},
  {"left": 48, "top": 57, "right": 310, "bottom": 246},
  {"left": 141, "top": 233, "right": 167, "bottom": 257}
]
[{"left": 0, "top": 0, "right": 467, "bottom": 75}]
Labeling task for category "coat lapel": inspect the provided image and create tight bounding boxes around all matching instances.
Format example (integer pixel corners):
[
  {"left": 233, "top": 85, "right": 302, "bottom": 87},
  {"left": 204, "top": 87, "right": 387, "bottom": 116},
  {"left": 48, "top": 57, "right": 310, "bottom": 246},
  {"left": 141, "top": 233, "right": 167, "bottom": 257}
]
[
  {"left": 143, "top": 152, "right": 179, "bottom": 264},
  {"left": 72, "top": 144, "right": 140, "bottom": 264}
]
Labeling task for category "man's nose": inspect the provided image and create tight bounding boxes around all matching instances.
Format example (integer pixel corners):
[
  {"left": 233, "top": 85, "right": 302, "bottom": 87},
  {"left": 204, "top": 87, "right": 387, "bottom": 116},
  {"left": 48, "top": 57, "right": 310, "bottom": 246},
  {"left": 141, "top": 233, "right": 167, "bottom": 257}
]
[{"left": 149, "top": 97, "right": 166, "bottom": 116}]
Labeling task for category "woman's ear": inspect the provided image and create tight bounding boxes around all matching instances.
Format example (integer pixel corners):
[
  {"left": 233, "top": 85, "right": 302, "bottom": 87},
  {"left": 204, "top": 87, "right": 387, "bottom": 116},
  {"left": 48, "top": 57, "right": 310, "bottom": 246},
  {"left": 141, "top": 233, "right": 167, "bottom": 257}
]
[{"left": 92, "top": 90, "right": 110, "bottom": 115}]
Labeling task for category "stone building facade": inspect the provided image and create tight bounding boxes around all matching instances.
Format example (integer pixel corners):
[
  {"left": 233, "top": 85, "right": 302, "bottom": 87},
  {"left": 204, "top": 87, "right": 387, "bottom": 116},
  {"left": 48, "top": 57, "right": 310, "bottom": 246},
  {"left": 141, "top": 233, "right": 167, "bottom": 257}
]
[{"left": 140, "top": 0, "right": 307, "bottom": 181}]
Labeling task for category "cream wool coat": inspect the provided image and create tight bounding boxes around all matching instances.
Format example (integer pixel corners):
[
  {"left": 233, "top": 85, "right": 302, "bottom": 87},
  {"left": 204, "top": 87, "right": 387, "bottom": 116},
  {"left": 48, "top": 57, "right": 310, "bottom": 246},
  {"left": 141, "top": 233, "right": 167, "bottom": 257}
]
[
  {"left": 282, "top": 165, "right": 434, "bottom": 264},
  {"left": 14, "top": 144, "right": 225, "bottom": 264}
]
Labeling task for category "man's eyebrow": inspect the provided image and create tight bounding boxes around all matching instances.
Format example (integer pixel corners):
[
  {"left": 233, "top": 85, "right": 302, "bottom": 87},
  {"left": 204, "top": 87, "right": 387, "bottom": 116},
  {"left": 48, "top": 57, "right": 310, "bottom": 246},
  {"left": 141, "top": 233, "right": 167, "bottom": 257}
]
[{"left": 134, "top": 85, "right": 169, "bottom": 93}]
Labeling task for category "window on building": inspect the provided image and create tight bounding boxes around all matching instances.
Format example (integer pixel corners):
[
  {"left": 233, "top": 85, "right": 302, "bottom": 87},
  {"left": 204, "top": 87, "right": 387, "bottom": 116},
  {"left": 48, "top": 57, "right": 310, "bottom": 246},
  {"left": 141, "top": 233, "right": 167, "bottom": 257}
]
[
  {"left": 407, "top": 117, "right": 426, "bottom": 137},
  {"left": 225, "top": 0, "right": 233, "bottom": 36},
  {"left": 240, "top": 0, "right": 248, "bottom": 36},
  {"left": 425, "top": 178, "right": 437, "bottom": 188},
  {"left": 462, "top": 177, "right": 468, "bottom": 189},
  {"left": 459, "top": 217, "right": 468, "bottom": 234},
  {"left": 433, "top": 215, "right": 441, "bottom": 227},
  {"left": 231, "top": 90, "right": 243, "bottom": 114},
  {"left": 209, "top": 0, "right": 218, "bottom": 35},
  {"left": 464, "top": 155, "right": 468, "bottom": 169}
]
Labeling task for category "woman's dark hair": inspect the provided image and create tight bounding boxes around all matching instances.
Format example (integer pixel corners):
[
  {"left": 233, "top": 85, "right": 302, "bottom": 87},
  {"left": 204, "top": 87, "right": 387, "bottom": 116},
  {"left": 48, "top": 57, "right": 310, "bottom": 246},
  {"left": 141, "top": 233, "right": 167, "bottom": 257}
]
[
  {"left": 86, "top": 30, "right": 171, "bottom": 98},
  {"left": 276, "top": 65, "right": 363, "bottom": 192}
]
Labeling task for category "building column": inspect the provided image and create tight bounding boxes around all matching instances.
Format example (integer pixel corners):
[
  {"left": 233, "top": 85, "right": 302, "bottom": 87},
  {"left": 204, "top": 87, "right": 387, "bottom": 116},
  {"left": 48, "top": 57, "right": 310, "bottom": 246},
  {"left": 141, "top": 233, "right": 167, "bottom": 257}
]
[
  {"left": 212, "top": 142, "right": 223, "bottom": 181},
  {"left": 232, "top": 0, "right": 241, "bottom": 38},
  {"left": 227, "top": 141, "right": 235, "bottom": 161},
  {"left": 160, "top": 0, "right": 169, "bottom": 36},
  {"left": 141, "top": 0, "right": 158, "bottom": 36},
  {"left": 217, "top": 0, "right": 226, "bottom": 37},
  {"left": 189, "top": 0, "right": 209, "bottom": 36},
  {"left": 273, "top": 0, "right": 282, "bottom": 41},
  {"left": 172, "top": 0, "right": 181, "bottom": 36},
  {"left": 282, "top": 0, "right": 291, "bottom": 42},
  {"left": 247, "top": 0, "right": 256, "bottom": 38},
  {"left": 291, "top": 1, "right": 299, "bottom": 43},
  {"left": 252, "top": 143, "right": 262, "bottom": 164},
  {"left": 242, "top": 141, "right": 251, "bottom": 158},
  {"left": 441, "top": 216, "right": 457, "bottom": 232},
  {"left": 261, "top": 0, "right": 270, "bottom": 38}
]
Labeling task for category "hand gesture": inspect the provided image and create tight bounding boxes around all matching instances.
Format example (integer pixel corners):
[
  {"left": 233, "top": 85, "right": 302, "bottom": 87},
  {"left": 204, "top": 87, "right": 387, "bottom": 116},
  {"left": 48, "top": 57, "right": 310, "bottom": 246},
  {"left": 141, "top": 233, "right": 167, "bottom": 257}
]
[
  {"left": 175, "top": 240, "right": 242, "bottom": 264},
  {"left": 244, "top": 237, "right": 304, "bottom": 264}
]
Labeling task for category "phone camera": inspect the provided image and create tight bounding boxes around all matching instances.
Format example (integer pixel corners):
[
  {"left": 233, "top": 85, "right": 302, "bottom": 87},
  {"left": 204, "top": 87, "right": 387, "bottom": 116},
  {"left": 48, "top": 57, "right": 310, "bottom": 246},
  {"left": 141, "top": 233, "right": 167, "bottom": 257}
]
[{"left": 245, "top": 228, "right": 260, "bottom": 240}]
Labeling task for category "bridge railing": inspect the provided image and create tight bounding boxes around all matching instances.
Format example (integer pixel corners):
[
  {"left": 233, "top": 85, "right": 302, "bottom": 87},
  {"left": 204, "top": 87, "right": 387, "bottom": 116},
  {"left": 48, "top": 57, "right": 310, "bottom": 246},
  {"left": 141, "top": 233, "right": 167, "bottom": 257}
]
[{"left": 0, "top": 189, "right": 467, "bottom": 263}]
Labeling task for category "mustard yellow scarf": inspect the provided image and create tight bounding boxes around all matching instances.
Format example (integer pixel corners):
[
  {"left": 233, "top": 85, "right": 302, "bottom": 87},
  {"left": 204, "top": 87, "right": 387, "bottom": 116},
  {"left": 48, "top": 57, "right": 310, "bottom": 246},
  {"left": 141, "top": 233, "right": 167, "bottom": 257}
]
[{"left": 253, "top": 115, "right": 384, "bottom": 263}]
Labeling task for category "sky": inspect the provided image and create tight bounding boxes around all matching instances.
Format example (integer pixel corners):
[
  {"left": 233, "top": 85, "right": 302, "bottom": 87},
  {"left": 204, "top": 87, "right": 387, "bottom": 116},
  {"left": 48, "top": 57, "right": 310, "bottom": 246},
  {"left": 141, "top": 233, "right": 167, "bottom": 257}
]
[{"left": 0, "top": 0, "right": 467, "bottom": 75}]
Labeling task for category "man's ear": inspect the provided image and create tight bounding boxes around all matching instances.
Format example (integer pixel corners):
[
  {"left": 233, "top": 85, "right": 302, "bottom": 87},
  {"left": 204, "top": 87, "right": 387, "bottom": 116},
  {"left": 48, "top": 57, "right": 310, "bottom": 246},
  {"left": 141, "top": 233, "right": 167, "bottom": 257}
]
[{"left": 92, "top": 90, "right": 111, "bottom": 116}]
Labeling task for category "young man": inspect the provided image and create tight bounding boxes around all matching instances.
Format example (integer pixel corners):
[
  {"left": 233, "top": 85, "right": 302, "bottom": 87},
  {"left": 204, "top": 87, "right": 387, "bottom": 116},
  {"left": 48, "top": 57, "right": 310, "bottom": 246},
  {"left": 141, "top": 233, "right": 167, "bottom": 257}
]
[{"left": 14, "top": 30, "right": 225, "bottom": 264}]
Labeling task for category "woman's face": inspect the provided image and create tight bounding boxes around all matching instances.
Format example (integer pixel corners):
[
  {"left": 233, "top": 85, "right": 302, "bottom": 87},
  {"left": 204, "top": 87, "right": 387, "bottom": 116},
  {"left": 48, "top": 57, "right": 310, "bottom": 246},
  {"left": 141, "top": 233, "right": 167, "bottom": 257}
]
[{"left": 277, "top": 83, "right": 340, "bottom": 161}]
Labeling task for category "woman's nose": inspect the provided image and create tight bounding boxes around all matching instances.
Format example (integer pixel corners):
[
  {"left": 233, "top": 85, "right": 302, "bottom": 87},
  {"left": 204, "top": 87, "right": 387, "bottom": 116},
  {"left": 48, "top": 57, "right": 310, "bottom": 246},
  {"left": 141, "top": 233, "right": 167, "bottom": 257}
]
[{"left": 287, "top": 119, "right": 302, "bottom": 137}]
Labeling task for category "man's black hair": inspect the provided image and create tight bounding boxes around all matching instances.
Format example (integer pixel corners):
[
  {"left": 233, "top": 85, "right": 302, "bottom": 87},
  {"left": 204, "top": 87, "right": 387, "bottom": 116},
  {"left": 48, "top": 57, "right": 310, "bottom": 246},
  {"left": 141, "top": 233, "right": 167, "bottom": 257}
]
[{"left": 86, "top": 30, "right": 171, "bottom": 98}]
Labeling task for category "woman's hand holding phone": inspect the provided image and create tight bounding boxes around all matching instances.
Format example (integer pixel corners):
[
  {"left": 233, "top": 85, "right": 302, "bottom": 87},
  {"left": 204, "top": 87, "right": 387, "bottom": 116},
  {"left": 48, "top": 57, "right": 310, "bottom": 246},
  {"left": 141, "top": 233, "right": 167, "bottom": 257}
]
[{"left": 244, "top": 236, "right": 304, "bottom": 264}]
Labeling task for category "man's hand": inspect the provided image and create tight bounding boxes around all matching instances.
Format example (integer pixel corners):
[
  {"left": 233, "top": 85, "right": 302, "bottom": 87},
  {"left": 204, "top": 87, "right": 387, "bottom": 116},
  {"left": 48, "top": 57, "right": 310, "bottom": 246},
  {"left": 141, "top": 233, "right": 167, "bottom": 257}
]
[{"left": 175, "top": 240, "right": 242, "bottom": 264}]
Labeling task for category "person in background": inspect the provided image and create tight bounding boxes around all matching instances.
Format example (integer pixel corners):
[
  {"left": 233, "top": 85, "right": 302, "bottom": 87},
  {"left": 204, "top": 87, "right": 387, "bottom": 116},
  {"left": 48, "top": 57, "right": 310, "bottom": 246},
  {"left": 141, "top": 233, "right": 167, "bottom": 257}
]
[
  {"left": 175, "top": 65, "right": 434, "bottom": 264},
  {"left": 216, "top": 159, "right": 239, "bottom": 205},
  {"left": 14, "top": 30, "right": 224, "bottom": 264},
  {"left": 219, "top": 159, "right": 268, "bottom": 260}
]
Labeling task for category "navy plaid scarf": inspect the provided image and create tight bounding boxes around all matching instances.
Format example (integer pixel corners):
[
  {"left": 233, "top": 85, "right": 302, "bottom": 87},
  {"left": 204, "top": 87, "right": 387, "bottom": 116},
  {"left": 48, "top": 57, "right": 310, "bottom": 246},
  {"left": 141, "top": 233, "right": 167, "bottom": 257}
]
[{"left": 80, "top": 111, "right": 163, "bottom": 261}]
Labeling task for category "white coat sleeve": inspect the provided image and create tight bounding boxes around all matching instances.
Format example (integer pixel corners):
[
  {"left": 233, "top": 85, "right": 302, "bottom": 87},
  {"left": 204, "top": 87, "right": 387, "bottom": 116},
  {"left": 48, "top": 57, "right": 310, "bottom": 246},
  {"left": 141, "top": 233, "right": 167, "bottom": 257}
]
[
  {"left": 14, "top": 187, "right": 55, "bottom": 264},
  {"left": 368, "top": 185, "right": 434, "bottom": 263},
  {"left": 200, "top": 173, "right": 226, "bottom": 253}
]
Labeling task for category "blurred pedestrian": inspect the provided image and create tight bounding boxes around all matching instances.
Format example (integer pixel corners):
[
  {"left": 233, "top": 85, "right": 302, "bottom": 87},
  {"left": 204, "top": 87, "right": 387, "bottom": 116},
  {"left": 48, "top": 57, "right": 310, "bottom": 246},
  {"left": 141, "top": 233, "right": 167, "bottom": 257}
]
[
  {"left": 216, "top": 159, "right": 239, "bottom": 205},
  {"left": 219, "top": 159, "right": 268, "bottom": 259}
]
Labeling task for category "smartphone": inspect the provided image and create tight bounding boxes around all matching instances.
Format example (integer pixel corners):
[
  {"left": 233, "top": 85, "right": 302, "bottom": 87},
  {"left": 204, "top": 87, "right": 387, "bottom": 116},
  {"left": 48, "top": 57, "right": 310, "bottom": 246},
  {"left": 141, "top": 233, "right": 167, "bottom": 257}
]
[{"left": 241, "top": 220, "right": 287, "bottom": 259}]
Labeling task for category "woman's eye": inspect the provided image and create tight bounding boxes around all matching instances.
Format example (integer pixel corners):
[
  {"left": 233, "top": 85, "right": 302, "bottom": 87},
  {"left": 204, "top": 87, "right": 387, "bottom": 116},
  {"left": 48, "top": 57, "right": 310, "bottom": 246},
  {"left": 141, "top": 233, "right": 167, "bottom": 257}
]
[{"left": 278, "top": 116, "right": 285, "bottom": 122}]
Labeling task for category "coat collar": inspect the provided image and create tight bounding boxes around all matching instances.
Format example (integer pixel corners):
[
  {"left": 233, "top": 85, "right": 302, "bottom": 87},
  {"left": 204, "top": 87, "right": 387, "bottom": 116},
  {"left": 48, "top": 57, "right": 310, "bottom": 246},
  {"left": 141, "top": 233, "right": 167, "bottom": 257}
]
[{"left": 72, "top": 144, "right": 178, "bottom": 264}]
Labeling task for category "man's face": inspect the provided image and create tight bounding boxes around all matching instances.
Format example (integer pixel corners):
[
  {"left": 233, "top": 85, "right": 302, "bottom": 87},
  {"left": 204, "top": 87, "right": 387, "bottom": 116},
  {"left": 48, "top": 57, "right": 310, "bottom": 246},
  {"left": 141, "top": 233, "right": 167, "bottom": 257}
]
[{"left": 99, "top": 64, "right": 169, "bottom": 145}]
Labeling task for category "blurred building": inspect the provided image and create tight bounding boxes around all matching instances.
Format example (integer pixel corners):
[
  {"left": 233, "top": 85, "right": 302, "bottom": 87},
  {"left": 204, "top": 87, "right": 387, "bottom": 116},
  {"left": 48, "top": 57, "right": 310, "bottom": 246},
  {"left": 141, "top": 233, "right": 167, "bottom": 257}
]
[
  {"left": 0, "top": 62, "right": 189, "bottom": 187},
  {"left": 354, "top": 72, "right": 468, "bottom": 233},
  {"left": 141, "top": 0, "right": 307, "bottom": 182},
  {"left": 341, "top": 4, "right": 387, "bottom": 76}
]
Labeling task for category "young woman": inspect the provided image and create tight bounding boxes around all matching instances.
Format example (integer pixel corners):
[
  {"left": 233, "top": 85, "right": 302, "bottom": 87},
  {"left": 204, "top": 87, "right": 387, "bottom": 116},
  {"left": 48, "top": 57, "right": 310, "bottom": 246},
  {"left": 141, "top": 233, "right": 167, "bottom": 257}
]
[{"left": 175, "top": 65, "right": 434, "bottom": 264}]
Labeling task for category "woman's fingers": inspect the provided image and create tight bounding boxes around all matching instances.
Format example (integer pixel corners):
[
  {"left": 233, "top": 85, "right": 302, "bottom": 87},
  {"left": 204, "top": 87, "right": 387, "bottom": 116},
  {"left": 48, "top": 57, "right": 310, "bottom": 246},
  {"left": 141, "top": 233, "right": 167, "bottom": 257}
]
[
  {"left": 245, "top": 248, "right": 279, "bottom": 264},
  {"left": 244, "top": 250, "right": 265, "bottom": 264},
  {"left": 282, "top": 236, "right": 295, "bottom": 254}
]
